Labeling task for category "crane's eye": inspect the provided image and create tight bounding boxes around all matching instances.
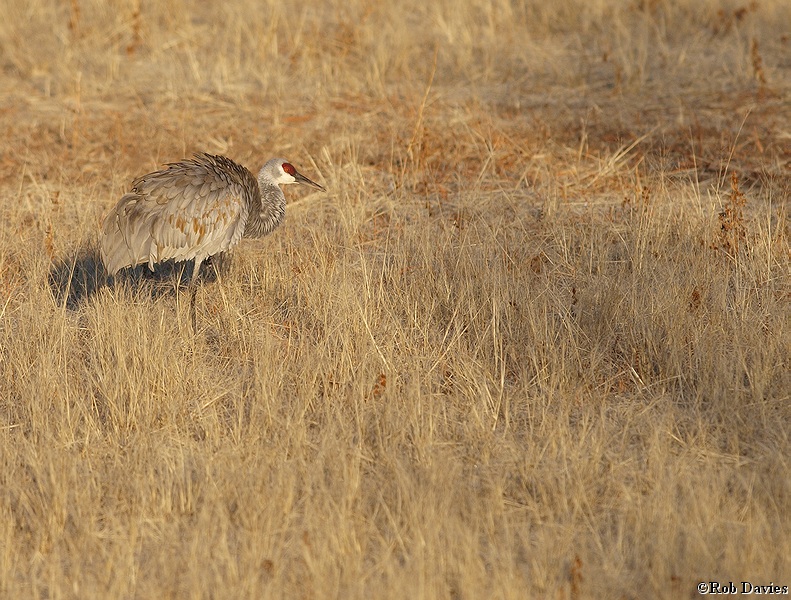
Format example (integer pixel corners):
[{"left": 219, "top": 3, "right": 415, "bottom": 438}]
[{"left": 282, "top": 163, "right": 296, "bottom": 176}]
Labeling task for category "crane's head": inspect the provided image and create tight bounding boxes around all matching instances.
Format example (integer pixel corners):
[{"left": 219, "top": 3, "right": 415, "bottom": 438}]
[{"left": 261, "top": 158, "right": 325, "bottom": 191}]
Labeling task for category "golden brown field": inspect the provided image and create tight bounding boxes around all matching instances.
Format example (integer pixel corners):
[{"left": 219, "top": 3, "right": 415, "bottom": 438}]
[{"left": 0, "top": 0, "right": 789, "bottom": 598}]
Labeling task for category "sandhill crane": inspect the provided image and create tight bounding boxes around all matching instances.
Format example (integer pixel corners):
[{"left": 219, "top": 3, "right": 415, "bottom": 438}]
[{"left": 101, "top": 153, "right": 325, "bottom": 280}]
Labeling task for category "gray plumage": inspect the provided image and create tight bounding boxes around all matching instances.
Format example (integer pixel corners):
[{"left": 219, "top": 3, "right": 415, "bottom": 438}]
[{"left": 101, "top": 153, "right": 324, "bottom": 278}]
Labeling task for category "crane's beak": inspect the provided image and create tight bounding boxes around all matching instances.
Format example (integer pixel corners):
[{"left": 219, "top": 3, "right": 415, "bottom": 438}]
[{"left": 294, "top": 170, "right": 325, "bottom": 192}]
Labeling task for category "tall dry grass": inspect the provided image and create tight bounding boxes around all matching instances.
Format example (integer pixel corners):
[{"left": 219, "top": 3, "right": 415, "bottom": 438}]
[{"left": 0, "top": 0, "right": 789, "bottom": 598}]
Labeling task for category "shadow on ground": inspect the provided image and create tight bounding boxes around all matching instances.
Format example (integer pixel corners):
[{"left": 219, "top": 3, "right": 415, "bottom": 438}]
[{"left": 48, "top": 245, "right": 226, "bottom": 310}]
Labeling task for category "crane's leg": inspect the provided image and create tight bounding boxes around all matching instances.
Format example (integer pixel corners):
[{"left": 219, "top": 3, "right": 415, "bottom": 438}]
[{"left": 189, "top": 257, "right": 203, "bottom": 333}]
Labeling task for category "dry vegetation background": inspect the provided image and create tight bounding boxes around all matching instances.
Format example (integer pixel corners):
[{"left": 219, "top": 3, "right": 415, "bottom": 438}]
[{"left": 0, "top": 0, "right": 789, "bottom": 598}]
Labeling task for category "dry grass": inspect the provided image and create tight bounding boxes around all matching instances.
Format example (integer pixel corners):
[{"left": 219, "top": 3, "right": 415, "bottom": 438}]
[{"left": 1, "top": 0, "right": 790, "bottom": 598}]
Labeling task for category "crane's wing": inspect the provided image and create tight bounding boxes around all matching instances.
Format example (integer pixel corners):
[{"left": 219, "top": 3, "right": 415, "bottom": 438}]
[{"left": 101, "top": 154, "right": 255, "bottom": 275}]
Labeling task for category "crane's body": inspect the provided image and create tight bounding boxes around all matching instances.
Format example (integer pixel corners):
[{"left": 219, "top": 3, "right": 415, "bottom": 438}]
[{"left": 101, "top": 153, "right": 324, "bottom": 278}]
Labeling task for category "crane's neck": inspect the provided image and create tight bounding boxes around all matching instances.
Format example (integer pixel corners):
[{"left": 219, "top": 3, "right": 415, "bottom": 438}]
[{"left": 244, "top": 175, "right": 286, "bottom": 238}]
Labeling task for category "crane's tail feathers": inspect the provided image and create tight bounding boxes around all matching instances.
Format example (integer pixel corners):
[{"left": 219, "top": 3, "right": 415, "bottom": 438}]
[{"left": 100, "top": 193, "right": 155, "bottom": 275}]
